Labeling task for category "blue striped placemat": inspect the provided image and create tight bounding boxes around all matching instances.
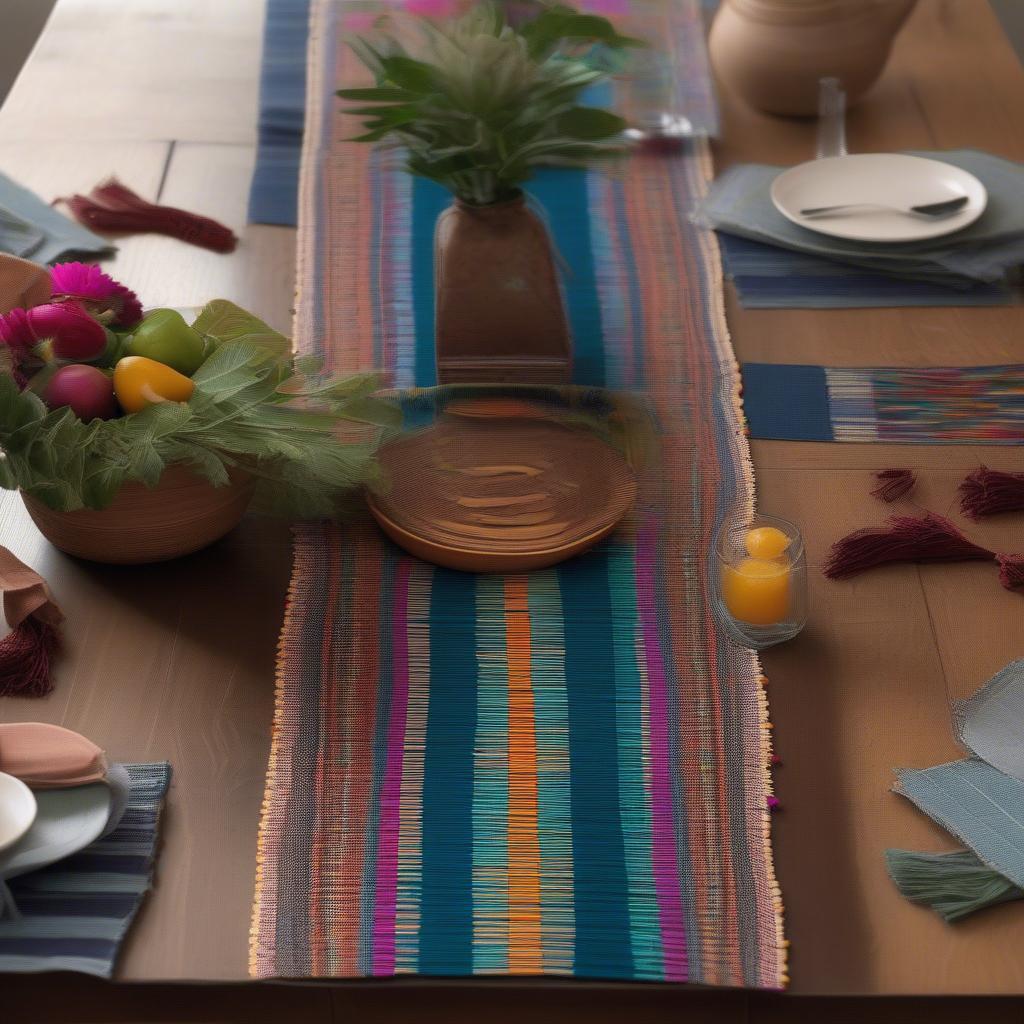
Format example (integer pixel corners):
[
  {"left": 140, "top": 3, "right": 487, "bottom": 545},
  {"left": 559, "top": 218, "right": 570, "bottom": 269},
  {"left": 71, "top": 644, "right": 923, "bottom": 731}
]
[
  {"left": 742, "top": 362, "right": 1024, "bottom": 443},
  {"left": 248, "top": 0, "right": 311, "bottom": 225},
  {"left": 720, "top": 233, "right": 1015, "bottom": 309},
  {"left": 0, "top": 762, "right": 172, "bottom": 977}
]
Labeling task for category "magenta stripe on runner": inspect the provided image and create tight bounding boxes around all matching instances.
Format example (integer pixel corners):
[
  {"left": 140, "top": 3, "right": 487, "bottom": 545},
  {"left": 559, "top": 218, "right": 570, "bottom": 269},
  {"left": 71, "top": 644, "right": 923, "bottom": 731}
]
[
  {"left": 373, "top": 557, "right": 411, "bottom": 974},
  {"left": 636, "top": 518, "right": 688, "bottom": 981}
]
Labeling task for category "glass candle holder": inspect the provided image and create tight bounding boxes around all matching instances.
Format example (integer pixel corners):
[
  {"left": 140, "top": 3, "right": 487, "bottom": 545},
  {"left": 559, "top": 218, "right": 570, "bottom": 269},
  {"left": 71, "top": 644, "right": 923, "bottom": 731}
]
[{"left": 713, "top": 514, "right": 808, "bottom": 650}]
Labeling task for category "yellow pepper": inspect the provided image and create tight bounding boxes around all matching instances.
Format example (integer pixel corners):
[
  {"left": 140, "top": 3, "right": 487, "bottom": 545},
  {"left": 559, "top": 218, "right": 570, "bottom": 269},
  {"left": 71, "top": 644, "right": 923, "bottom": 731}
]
[{"left": 113, "top": 356, "right": 195, "bottom": 414}]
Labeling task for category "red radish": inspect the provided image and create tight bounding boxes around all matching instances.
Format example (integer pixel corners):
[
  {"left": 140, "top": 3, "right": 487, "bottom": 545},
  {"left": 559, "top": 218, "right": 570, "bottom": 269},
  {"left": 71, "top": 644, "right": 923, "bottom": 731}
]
[
  {"left": 27, "top": 302, "right": 107, "bottom": 361},
  {"left": 43, "top": 364, "right": 117, "bottom": 421}
]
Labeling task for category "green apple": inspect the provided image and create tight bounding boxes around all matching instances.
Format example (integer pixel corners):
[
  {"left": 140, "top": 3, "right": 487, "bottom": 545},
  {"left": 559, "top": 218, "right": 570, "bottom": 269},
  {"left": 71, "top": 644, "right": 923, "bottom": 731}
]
[{"left": 125, "top": 309, "right": 206, "bottom": 376}]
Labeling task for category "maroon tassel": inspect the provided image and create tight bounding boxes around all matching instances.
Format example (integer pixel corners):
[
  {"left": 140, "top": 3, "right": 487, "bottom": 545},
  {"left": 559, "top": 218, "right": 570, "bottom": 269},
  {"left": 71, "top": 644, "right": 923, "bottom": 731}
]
[
  {"left": 0, "top": 618, "right": 60, "bottom": 698},
  {"left": 871, "top": 468, "right": 916, "bottom": 503},
  {"left": 959, "top": 466, "right": 1024, "bottom": 519},
  {"left": 824, "top": 513, "right": 995, "bottom": 580},
  {"left": 826, "top": 512, "right": 1024, "bottom": 594},
  {"left": 997, "top": 554, "right": 1024, "bottom": 592},
  {"left": 58, "top": 178, "right": 238, "bottom": 254},
  {"left": 0, "top": 546, "right": 64, "bottom": 697}
]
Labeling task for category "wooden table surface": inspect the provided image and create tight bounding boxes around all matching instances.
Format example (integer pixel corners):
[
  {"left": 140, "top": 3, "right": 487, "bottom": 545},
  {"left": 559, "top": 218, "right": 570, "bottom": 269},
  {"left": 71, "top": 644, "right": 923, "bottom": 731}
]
[{"left": 1, "top": 0, "right": 1023, "bottom": 1001}]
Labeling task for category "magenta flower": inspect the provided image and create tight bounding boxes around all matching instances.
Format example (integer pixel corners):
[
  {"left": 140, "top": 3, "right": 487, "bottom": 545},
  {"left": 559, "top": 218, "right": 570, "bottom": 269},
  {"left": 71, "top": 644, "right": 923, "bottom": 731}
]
[
  {"left": 49, "top": 262, "right": 143, "bottom": 328},
  {"left": 0, "top": 308, "right": 35, "bottom": 351}
]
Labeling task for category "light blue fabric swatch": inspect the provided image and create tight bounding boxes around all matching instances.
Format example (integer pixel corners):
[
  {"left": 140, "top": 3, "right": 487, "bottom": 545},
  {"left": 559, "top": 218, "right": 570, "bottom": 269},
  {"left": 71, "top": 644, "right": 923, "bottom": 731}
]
[
  {"left": 955, "top": 659, "right": 1024, "bottom": 784},
  {"left": 0, "top": 171, "right": 113, "bottom": 265},
  {"left": 895, "top": 758, "right": 1024, "bottom": 889}
]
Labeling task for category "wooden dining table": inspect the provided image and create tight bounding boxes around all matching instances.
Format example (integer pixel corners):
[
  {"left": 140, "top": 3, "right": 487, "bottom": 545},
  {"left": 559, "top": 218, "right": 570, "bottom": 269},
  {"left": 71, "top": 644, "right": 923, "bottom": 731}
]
[{"left": 3, "top": 1, "right": 1024, "bottom": 1020}]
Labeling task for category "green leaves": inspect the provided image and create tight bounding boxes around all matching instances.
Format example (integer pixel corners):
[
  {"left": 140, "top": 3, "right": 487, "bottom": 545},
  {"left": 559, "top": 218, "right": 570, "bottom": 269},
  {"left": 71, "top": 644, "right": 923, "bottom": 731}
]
[
  {"left": 520, "top": 6, "right": 643, "bottom": 61},
  {"left": 337, "top": 0, "right": 639, "bottom": 205},
  {"left": 379, "top": 55, "right": 438, "bottom": 93},
  {"left": 192, "top": 299, "right": 290, "bottom": 359},
  {"left": 553, "top": 106, "right": 627, "bottom": 140},
  {"left": 0, "top": 303, "right": 389, "bottom": 515}
]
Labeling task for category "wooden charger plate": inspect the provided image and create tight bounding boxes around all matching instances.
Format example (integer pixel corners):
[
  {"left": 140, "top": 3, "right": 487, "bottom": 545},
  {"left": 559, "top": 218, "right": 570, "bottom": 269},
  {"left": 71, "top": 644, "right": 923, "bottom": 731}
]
[{"left": 367, "top": 412, "right": 636, "bottom": 572}]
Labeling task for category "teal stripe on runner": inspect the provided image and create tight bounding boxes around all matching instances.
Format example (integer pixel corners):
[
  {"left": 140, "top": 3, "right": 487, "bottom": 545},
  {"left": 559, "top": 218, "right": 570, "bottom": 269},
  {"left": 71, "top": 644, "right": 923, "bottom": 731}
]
[
  {"left": 419, "top": 568, "right": 477, "bottom": 973},
  {"left": 473, "top": 576, "right": 510, "bottom": 972},
  {"left": 607, "top": 539, "right": 662, "bottom": 978},
  {"left": 528, "top": 571, "right": 575, "bottom": 973},
  {"left": 558, "top": 550, "right": 632, "bottom": 976}
]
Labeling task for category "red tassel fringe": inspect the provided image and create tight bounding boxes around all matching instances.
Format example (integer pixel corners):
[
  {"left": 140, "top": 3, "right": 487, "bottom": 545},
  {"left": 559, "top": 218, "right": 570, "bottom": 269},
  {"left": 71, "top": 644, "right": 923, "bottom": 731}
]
[
  {"left": 0, "top": 617, "right": 60, "bottom": 698},
  {"left": 959, "top": 466, "right": 1024, "bottom": 519},
  {"left": 825, "top": 513, "right": 995, "bottom": 579},
  {"left": 59, "top": 178, "right": 238, "bottom": 254},
  {"left": 826, "top": 512, "right": 1024, "bottom": 593},
  {"left": 871, "top": 468, "right": 916, "bottom": 503},
  {"left": 997, "top": 554, "right": 1024, "bottom": 592}
]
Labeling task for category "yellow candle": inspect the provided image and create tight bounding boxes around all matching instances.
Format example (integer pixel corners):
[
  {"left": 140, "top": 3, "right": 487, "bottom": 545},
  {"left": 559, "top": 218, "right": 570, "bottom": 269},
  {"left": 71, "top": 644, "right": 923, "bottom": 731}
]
[{"left": 721, "top": 557, "right": 791, "bottom": 626}]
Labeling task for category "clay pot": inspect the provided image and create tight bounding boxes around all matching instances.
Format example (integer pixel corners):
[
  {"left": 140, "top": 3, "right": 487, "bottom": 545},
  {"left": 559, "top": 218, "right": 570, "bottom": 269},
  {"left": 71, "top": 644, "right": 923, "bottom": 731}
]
[
  {"left": 22, "top": 464, "right": 255, "bottom": 565},
  {"left": 434, "top": 194, "right": 572, "bottom": 385},
  {"left": 709, "top": 0, "right": 917, "bottom": 116}
]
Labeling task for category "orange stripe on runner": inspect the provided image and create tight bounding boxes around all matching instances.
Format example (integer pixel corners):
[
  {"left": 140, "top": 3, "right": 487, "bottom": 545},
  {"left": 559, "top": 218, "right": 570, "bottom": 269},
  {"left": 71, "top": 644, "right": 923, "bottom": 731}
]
[{"left": 504, "top": 575, "right": 542, "bottom": 972}]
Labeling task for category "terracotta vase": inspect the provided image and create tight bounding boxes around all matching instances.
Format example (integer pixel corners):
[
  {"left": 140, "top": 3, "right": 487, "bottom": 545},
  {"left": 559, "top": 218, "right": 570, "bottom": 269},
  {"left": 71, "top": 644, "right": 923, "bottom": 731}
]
[
  {"left": 22, "top": 464, "right": 255, "bottom": 565},
  {"left": 709, "top": 0, "right": 918, "bottom": 116},
  {"left": 434, "top": 194, "right": 572, "bottom": 385}
]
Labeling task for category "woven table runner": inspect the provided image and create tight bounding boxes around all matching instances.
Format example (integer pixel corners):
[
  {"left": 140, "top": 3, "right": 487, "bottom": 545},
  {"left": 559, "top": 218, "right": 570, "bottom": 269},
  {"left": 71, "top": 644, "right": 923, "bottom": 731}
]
[
  {"left": 0, "top": 763, "right": 171, "bottom": 977},
  {"left": 251, "top": 0, "right": 785, "bottom": 987},
  {"left": 743, "top": 363, "right": 1024, "bottom": 443}
]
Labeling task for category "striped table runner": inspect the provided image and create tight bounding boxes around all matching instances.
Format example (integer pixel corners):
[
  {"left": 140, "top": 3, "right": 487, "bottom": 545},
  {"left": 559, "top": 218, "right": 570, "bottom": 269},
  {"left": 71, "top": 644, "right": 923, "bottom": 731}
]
[{"left": 251, "top": 0, "right": 786, "bottom": 988}]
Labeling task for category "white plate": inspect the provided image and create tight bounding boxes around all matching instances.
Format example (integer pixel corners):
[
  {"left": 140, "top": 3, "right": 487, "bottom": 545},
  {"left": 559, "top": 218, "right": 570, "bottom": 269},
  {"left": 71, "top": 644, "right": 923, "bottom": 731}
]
[
  {"left": 0, "top": 781, "right": 111, "bottom": 881},
  {"left": 0, "top": 773, "right": 37, "bottom": 853},
  {"left": 771, "top": 154, "right": 987, "bottom": 243}
]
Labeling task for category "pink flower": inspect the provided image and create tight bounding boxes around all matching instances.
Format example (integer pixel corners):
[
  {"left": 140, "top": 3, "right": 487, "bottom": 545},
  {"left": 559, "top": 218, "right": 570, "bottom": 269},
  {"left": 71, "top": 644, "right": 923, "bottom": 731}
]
[
  {"left": 49, "top": 262, "right": 143, "bottom": 328},
  {"left": 14, "top": 302, "right": 108, "bottom": 361},
  {"left": 0, "top": 308, "right": 35, "bottom": 351}
]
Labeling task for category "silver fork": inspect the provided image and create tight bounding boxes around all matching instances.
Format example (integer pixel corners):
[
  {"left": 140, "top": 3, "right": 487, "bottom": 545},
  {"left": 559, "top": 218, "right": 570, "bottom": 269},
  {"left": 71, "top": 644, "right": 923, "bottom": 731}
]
[{"left": 800, "top": 196, "right": 970, "bottom": 218}]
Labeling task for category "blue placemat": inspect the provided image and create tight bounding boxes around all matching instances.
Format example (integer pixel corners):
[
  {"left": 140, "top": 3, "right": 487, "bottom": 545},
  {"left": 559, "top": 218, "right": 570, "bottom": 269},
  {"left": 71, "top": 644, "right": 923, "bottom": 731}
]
[
  {"left": 248, "top": 0, "right": 311, "bottom": 225},
  {"left": 719, "top": 232, "right": 1015, "bottom": 309},
  {"left": 0, "top": 762, "right": 171, "bottom": 977},
  {"left": 741, "top": 362, "right": 1024, "bottom": 443}
]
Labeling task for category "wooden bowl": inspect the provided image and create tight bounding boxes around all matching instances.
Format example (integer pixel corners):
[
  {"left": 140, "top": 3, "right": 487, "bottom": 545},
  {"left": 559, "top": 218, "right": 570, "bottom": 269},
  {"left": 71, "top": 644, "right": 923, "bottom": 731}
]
[
  {"left": 367, "top": 417, "right": 636, "bottom": 573},
  {"left": 22, "top": 465, "right": 255, "bottom": 565}
]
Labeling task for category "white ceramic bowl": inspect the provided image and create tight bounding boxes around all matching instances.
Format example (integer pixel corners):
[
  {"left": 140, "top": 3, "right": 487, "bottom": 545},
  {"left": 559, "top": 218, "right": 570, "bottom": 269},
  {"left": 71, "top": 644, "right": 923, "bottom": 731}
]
[{"left": 0, "top": 772, "right": 37, "bottom": 853}]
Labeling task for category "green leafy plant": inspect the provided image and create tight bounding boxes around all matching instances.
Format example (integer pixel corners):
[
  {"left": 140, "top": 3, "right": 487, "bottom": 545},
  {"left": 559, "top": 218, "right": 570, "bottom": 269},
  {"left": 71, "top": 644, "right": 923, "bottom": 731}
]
[
  {"left": 338, "top": 2, "right": 640, "bottom": 206},
  {"left": 0, "top": 301, "right": 398, "bottom": 516}
]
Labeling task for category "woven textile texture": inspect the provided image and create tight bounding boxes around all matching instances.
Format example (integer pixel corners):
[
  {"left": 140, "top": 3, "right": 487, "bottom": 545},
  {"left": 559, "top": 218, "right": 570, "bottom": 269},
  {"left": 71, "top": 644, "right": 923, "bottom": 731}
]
[
  {"left": 742, "top": 363, "right": 1024, "bottom": 443},
  {"left": 0, "top": 763, "right": 172, "bottom": 977},
  {"left": 251, "top": 0, "right": 785, "bottom": 988}
]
